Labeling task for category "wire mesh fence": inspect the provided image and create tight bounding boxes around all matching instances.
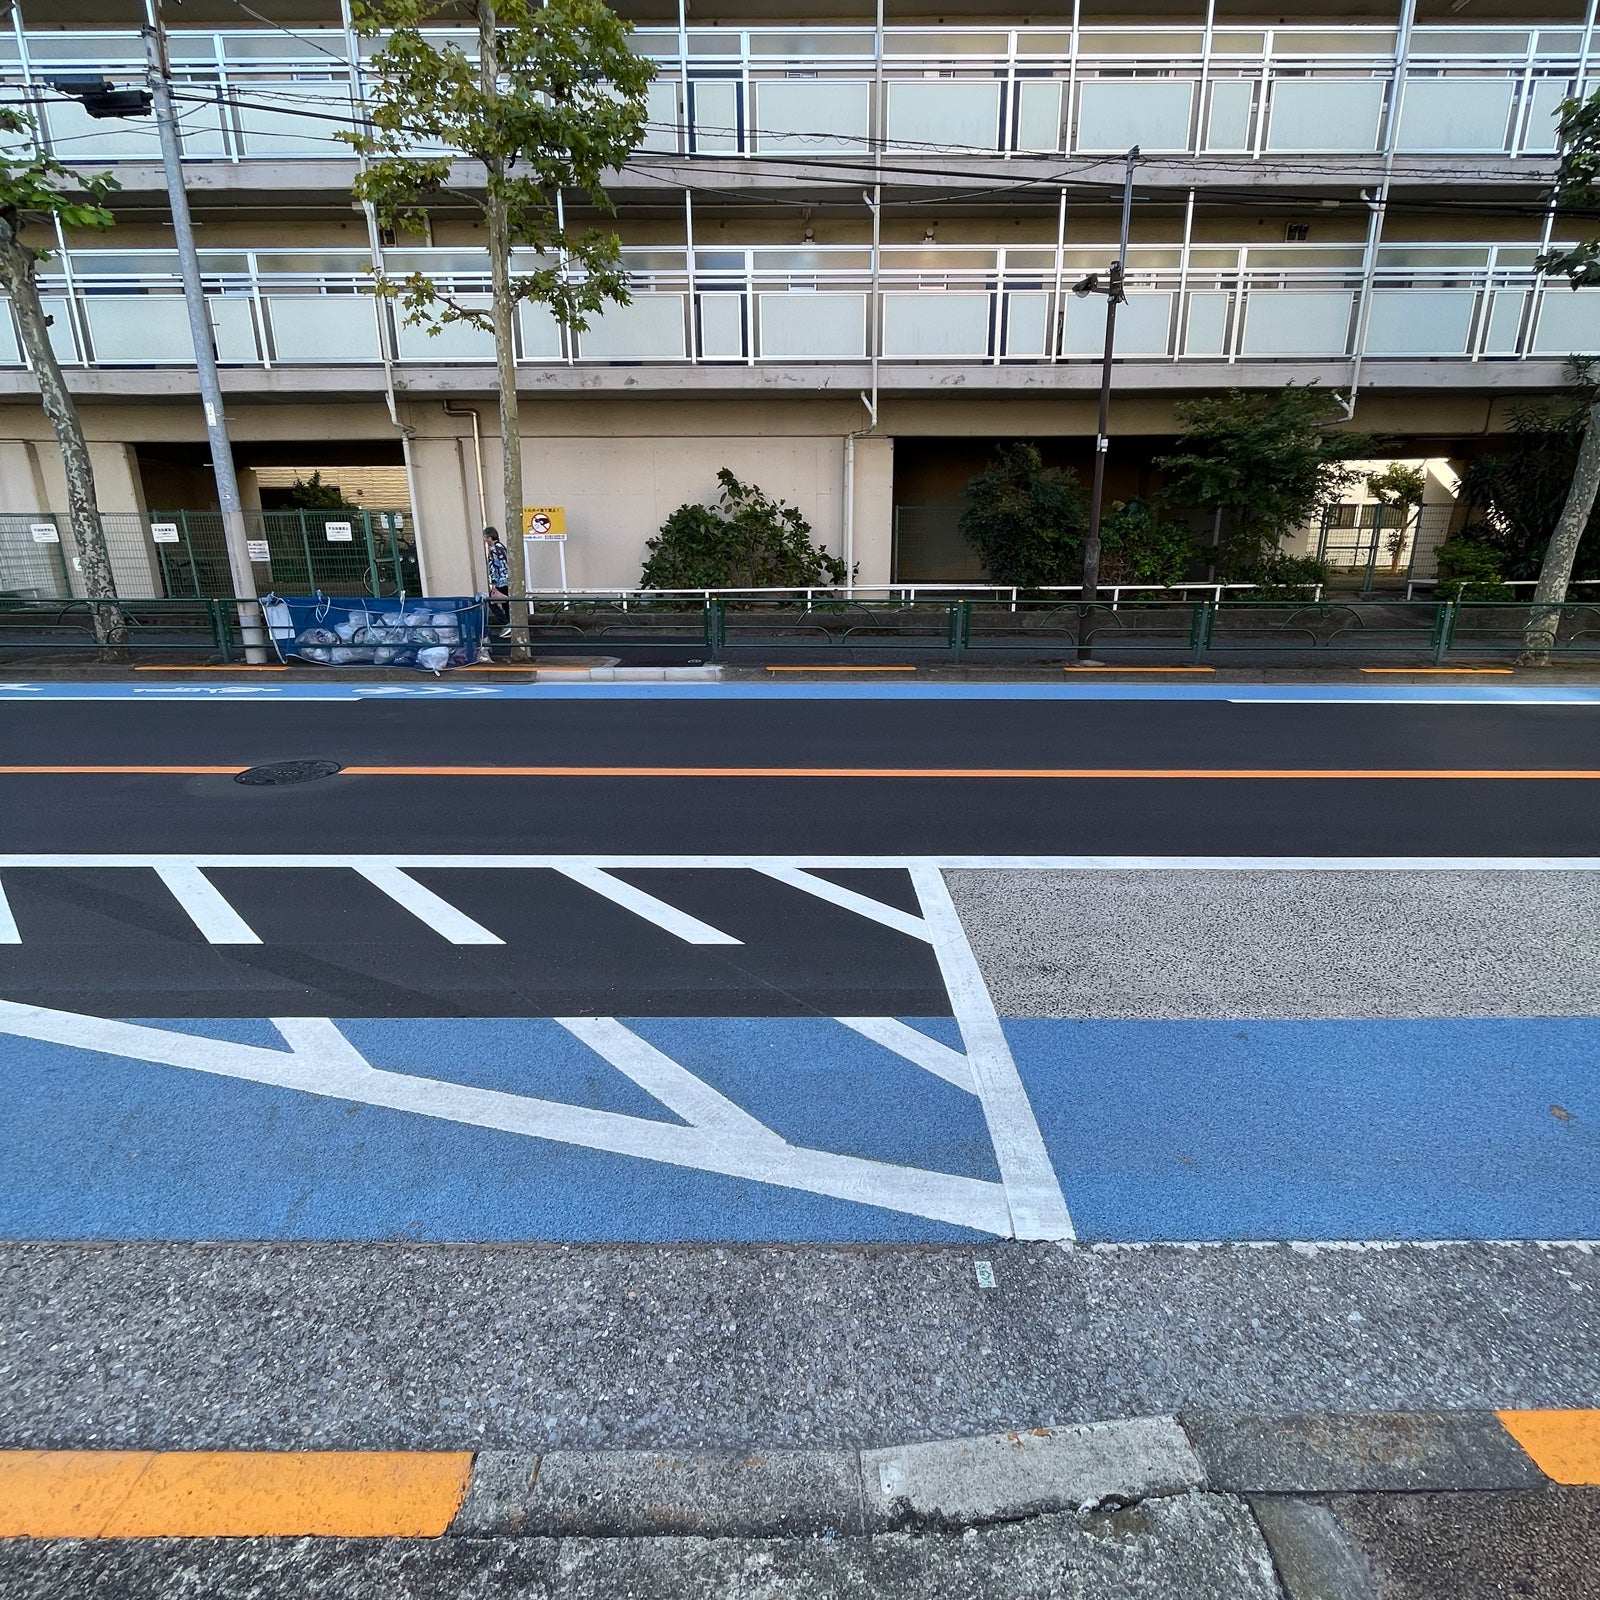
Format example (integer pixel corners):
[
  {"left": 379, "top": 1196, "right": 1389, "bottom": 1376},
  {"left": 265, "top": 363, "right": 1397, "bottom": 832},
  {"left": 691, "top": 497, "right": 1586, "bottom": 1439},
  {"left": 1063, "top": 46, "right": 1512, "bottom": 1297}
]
[{"left": 0, "top": 510, "right": 418, "bottom": 602}]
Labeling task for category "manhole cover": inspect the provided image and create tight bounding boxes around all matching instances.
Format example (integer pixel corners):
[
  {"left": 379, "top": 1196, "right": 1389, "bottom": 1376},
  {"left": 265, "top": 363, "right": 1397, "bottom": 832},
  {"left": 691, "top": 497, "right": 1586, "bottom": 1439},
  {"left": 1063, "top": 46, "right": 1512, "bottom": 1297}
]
[{"left": 234, "top": 760, "right": 344, "bottom": 787}]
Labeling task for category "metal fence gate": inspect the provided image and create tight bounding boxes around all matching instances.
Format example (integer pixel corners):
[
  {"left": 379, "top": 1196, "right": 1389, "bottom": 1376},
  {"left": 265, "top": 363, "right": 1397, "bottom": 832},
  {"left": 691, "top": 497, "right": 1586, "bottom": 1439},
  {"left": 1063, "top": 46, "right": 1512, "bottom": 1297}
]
[{"left": 0, "top": 509, "right": 418, "bottom": 601}]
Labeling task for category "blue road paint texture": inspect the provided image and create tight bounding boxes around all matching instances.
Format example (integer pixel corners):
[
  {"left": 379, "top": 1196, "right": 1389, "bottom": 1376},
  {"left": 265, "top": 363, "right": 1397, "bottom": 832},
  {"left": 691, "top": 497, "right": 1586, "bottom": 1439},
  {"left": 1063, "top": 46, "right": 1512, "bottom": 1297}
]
[
  {"left": 3, "top": 682, "right": 1600, "bottom": 705},
  {"left": 2, "top": 1014, "right": 1595, "bottom": 1244}
]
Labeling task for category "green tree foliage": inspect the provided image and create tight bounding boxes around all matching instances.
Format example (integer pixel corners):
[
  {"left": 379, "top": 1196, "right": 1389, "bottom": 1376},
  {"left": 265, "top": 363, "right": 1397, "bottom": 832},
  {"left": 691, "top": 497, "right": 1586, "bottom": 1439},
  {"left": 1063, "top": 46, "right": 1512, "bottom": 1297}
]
[
  {"left": 346, "top": 0, "right": 653, "bottom": 595},
  {"left": 1365, "top": 461, "right": 1428, "bottom": 572},
  {"left": 0, "top": 106, "right": 122, "bottom": 642},
  {"left": 958, "top": 443, "right": 1089, "bottom": 586},
  {"left": 1098, "top": 498, "right": 1195, "bottom": 587},
  {"left": 1433, "top": 538, "right": 1513, "bottom": 602},
  {"left": 1455, "top": 378, "right": 1600, "bottom": 583},
  {"left": 281, "top": 471, "right": 358, "bottom": 511},
  {"left": 1156, "top": 386, "right": 1369, "bottom": 580},
  {"left": 640, "top": 469, "right": 847, "bottom": 589}
]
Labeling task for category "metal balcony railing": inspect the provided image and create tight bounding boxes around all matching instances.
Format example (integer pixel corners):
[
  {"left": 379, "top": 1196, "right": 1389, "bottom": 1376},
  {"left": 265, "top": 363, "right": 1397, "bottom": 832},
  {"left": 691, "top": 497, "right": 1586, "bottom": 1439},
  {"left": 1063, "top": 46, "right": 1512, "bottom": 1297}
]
[
  {"left": 2, "top": 21, "right": 1593, "bottom": 165},
  {"left": 7, "top": 241, "right": 1596, "bottom": 370}
]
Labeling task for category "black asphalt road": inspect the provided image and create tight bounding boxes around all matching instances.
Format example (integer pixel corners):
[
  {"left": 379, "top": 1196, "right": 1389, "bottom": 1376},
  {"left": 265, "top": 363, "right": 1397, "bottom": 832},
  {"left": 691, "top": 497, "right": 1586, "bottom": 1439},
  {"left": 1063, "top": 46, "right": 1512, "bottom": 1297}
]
[{"left": 3, "top": 697, "right": 1600, "bottom": 855}]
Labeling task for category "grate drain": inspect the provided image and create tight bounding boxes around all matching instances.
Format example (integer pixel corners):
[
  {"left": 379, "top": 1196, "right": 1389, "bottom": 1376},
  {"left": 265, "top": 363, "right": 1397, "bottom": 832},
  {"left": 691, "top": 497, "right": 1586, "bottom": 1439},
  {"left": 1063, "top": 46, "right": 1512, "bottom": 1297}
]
[{"left": 234, "top": 759, "right": 344, "bottom": 787}]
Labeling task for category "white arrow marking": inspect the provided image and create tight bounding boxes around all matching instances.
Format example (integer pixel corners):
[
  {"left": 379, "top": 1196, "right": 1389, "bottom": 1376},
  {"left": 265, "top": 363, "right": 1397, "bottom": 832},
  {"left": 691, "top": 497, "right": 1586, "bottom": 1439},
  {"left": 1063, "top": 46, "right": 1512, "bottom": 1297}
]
[{"left": 0, "top": 1000, "right": 1008, "bottom": 1235}]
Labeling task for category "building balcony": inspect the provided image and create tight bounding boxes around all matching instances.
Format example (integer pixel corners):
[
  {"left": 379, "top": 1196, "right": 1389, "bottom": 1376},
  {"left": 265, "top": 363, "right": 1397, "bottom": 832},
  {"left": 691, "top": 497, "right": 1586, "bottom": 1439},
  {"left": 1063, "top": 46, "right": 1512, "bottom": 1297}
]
[
  {"left": 6, "top": 21, "right": 1590, "bottom": 176},
  {"left": 3, "top": 241, "right": 1595, "bottom": 392}
]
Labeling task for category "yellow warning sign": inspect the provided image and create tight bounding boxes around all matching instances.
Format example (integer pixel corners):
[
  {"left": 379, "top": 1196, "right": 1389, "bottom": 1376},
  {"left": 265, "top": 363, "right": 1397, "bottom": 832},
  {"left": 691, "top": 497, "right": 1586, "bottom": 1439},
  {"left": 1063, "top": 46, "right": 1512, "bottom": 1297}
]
[{"left": 522, "top": 506, "right": 566, "bottom": 538}]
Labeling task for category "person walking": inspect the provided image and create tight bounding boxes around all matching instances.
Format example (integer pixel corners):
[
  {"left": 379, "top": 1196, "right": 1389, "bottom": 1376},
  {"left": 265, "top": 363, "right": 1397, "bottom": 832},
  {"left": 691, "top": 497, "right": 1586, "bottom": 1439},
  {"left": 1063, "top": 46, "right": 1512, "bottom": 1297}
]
[{"left": 483, "top": 526, "right": 511, "bottom": 638}]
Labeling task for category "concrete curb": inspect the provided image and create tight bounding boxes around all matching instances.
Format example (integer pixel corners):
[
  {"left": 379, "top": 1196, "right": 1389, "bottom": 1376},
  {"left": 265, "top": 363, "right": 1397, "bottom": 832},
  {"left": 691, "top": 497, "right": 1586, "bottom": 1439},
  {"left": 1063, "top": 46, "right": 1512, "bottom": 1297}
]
[{"left": 3, "top": 1412, "right": 1595, "bottom": 1541}]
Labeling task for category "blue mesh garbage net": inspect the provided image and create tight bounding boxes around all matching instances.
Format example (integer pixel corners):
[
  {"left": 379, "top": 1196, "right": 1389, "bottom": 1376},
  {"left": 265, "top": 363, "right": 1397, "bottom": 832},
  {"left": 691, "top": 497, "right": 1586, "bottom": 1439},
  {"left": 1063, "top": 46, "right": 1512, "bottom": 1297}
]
[{"left": 263, "top": 594, "right": 486, "bottom": 671}]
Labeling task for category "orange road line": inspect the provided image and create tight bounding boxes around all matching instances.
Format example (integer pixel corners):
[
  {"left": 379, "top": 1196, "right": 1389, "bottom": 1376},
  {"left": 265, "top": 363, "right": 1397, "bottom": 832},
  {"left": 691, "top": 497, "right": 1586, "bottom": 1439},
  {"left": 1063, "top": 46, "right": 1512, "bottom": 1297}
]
[
  {"left": 1361, "top": 666, "right": 1514, "bottom": 675},
  {"left": 1497, "top": 1411, "right": 1600, "bottom": 1485},
  {"left": 132, "top": 665, "right": 289, "bottom": 672},
  {"left": 765, "top": 665, "right": 918, "bottom": 672},
  {"left": 6, "top": 765, "right": 1600, "bottom": 780},
  {"left": 0, "top": 1450, "right": 472, "bottom": 1539}
]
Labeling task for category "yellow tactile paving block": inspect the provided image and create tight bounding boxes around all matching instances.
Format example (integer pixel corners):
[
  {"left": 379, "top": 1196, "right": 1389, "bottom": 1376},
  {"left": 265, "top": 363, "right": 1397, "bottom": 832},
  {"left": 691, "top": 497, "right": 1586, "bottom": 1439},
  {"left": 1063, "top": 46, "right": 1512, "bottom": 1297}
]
[
  {"left": 1497, "top": 1411, "right": 1600, "bottom": 1485},
  {"left": 0, "top": 1450, "right": 473, "bottom": 1538}
]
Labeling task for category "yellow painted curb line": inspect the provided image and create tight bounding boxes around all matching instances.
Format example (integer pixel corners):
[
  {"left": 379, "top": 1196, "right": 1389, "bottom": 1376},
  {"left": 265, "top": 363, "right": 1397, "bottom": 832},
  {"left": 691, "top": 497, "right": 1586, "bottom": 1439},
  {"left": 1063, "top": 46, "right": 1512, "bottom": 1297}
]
[
  {"left": 1497, "top": 1410, "right": 1600, "bottom": 1485},
  {"left": 0, "top": 1450, "right": 473, "bottom": 1538}
]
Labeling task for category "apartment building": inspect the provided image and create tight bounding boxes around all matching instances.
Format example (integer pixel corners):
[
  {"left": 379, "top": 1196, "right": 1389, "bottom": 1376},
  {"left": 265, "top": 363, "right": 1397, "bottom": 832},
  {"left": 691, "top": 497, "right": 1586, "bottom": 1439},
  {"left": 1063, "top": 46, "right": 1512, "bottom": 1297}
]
[{"left": 0, "top": 0, "right": 1594, "bottom": 600}]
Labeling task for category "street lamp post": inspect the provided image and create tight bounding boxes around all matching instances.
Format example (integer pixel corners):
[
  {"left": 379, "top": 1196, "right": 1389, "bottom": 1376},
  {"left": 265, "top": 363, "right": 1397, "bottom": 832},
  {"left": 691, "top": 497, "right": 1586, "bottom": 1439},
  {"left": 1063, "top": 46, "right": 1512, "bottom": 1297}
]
[{"left": 1071, "top": 147, "right": 1139, "bottom": 661}]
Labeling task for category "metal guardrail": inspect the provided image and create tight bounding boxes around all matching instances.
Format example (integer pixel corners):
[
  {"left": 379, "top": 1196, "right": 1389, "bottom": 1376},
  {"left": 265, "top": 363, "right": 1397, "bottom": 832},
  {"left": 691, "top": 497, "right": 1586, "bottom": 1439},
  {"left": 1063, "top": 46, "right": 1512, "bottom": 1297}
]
[{"left": 7, "top": 596, "right": 1600, "bottom": 664}]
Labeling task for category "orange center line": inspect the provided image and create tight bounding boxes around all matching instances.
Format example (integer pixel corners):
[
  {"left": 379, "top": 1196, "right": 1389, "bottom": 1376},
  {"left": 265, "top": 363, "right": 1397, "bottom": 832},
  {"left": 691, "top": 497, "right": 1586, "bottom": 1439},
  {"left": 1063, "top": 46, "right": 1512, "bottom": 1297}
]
[{"left": 3, "top": 765, "right": 1600, "bottom": 780}]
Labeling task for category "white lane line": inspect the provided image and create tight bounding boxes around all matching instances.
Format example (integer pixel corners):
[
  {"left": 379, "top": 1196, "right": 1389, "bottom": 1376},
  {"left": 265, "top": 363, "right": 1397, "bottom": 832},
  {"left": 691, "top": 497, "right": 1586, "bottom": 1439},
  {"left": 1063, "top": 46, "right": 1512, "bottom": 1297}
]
[
  {"left": 0, "top": 999, "right": 1007, "bottom": 1234},
  {"left": 353, "top": 864, "right": 504, "bottom": 945},
  {"left": 909, "top": 862, "right": 1074, "bottom": 1243},
  {"left": 554, "top": 865, "right": 742, "bottom": 945},
  {"left": 837, "top": 1017, "right": 975, "bottom": 1094},
  {"left": 756, "top": 866, "right": 931, "bottom": 941},
  {"left": 153, "top": 864, "right": 260, "bottom": 945},
  {"left": 6, "top": 854, "right": 1600, "bottom": 872},
  {"left": 556, "top": 1016, "right": 783, "bottom": 1145},
  {"left": 0, "top": 877, "right": 17, "bottom": 944}
]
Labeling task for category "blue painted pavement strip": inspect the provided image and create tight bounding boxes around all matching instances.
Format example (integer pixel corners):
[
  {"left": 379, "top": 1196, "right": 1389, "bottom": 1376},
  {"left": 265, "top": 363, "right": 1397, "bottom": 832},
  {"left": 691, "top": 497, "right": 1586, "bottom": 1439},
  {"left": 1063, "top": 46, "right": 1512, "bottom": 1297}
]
[{"left": 1, "top": 1013, "right": 1594, "bottom": 1245}]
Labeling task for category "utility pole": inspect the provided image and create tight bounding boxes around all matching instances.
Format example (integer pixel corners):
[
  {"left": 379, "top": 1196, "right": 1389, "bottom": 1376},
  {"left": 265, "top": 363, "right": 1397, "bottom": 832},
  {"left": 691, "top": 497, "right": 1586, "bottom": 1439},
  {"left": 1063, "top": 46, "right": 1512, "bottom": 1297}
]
[
  {"left": 1071, "top": 147, "right": 1139, "bottom": 658},
  {"left": 142, "top": 0, "right": 267, "bottom": 661}
]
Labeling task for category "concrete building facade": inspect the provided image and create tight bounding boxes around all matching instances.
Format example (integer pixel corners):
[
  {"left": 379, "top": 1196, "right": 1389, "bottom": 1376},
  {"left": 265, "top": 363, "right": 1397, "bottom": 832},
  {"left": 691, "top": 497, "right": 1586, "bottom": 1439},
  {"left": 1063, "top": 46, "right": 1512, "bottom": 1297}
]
[{"left": 2, "top": 0, "right": 1597, "bottom": 598}]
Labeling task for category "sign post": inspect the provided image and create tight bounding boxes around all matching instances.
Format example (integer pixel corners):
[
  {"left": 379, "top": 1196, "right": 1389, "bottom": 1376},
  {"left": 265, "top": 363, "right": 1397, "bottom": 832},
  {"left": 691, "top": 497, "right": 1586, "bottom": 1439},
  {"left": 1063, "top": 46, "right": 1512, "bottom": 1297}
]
[{"left": 521, "top": 505, "right": 568, "bottom": 593}]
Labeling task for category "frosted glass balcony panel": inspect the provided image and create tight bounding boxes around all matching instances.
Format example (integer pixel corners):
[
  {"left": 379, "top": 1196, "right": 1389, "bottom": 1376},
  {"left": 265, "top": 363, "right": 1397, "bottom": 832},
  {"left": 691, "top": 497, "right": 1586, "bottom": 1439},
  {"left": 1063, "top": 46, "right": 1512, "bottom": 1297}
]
[
  {"left": 235, "top": 84, "right": 347, "bottom": 154},
  {"left": 690, "top": 80, "right": 741, "bottom": 153},
  {"left": 753, "top": 82, "right": 870, "bottom": 153},
  {"left": 882, "top": 292, "right": 991, "bottom": 356},
  {"left": 1396, "top": 78, "right": 1515, "bottom": 152},
  {"left": 1266, "top": 80, "right": 1383, "bottom": 153},
  {"left": 518, "top": 302, "right": 563, "bottom": 360},
  {"left": 578, "top": 294, "right": 687, "bottom": 359},
  {"left": 265, "top": 296, "right": 380, "bottom": 361},
  {"left": 1205, "top": 79, "right": 1254, "bottom": 150},
  {"left": 886, "top": 80, "right": 1000, "bottom": 151},
  {"left": 1184, "top": 291, "right": 1230, "bottom": 355},
  {"left": 1241, "top": 291, "right": 1354, "bottom": 355},
  {"left": 44, "top": 91, "right": 227, "bottom": 159},
  {"left": 396, "top": 301, "right": 495, "bottom": 360},
  {"left": 641, "top": 78, "right": 681, "bottom": 153},
  {"left": 82, "top": 295, "right": 195, "bottom": 362},
  {"left": 208, "top": 297, "right": 258, "bottom": 362},
  {"left": 1363, "top": 289, "right": 1476, "bottom": 355},
  {"left": 1482, "top": 290, "right": 1527, "bottom": 354},
  {"left": 1534, "top": 289, "right": 1600, "bottom": 353},
  {"left": 1522, "top": 77, "right": 1574, "bottom": 153},
  {"left": 0, "top": 303, "right": 21, "bottom": 364},
  {"left": 1063, "top": 292, "right": 1173, "bottom": 356},
  {"left": 757, "top": 292, "right": 866, "bottom": 358},
  {"left": 40, "top": 296, "right": 78, "bottom": 362},
  {"left": 1076, "top": 80, "right": 1193, "bottom": 152},
  {"left": 698, "top": 294, "right": 745, "bottom": 358},
  {"left": 1015, "top": 79, "right": 1063, "bottom": 151},
  {"left": 1003, "top": 292, "right": 1049, "bottom": 357}
]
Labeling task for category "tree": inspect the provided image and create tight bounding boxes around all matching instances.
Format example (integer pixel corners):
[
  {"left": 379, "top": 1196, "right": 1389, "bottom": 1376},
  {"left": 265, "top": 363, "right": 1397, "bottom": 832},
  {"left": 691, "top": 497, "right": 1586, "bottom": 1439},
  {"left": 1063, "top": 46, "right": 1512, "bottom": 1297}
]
[
  {"left": 1156, "top": 386, "right": 1370, "bottom": 582},
  {"left": 280, "top": 471, "right": 359, "bottom": 511},
  {"left": 1364, "top": 462, "right": 1427, "bottom": 573},
  {"left": 1526, "top": 89, "right": 1600, "bottom": 661},
  {"left": 347, "top": 0, "right": 652, "bottom": 617},
  {"left": 958, "top": 443, "right": 1088, "bottom": 586},
  {"left": 640, "top": 469, "right": 846, "bottom": 589},
  {"left": 1098, "top": 498, "right": 1195, "bottom": 588},
  {"left": 0, "top": 106, "right": 123, "bottom": 645}
]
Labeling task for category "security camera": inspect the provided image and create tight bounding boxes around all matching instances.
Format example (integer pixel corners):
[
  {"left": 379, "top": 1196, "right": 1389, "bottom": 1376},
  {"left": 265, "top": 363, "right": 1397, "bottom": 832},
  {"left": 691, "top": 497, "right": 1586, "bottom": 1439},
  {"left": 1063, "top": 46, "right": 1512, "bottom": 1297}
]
[{"left": 1072, "top": 274, "right": 1100, "bottom": 298}]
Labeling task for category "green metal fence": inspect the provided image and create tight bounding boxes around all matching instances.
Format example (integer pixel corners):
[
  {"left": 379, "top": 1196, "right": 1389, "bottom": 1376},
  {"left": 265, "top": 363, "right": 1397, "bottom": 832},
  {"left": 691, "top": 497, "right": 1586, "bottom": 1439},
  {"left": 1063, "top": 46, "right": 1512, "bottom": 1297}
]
[
  {"left": 8, "top": 594, "right": 1600, "bottom": 665},
  {"left": 0, "top": 510, "right": 417, "bottom": 602}
]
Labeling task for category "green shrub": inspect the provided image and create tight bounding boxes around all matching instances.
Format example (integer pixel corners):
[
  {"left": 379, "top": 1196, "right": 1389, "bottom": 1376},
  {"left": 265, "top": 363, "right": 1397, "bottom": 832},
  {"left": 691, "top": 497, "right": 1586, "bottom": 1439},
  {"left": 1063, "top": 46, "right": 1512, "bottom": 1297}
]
[
  {"left": 1231, "top": 552, "right": 1328, "bottom": 601},
  {"left": 1099, "top": 498, "right": 1196, "bottom": 587},
  {"left": 641, "top": 469, "right": 846, "bottom": 589},
  {"left": 958, "top": 443, "right": 1088, "bottom": 586},
  {"left": 1433, "top": 538, "right": 1512, "bottom": 601}
]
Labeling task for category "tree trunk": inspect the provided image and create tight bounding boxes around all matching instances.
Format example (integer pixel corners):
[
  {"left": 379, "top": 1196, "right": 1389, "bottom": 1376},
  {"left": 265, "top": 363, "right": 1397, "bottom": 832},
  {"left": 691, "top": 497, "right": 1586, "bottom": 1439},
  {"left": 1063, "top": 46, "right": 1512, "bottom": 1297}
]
[
  {"left": 479, "top": 1, "right": 526, "bottom": 658},
  {"left": 0, "top": 213, "right": 123, "bottom": 651},
  {"left": 1520, "top": 396, "right": 1600, "bottom": 665}
]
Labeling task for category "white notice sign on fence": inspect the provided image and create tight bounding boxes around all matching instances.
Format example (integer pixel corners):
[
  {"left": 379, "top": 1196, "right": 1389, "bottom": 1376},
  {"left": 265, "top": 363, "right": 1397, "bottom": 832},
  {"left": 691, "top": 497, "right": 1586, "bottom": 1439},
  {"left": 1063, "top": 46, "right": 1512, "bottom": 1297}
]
[
  {"left": 29, "top": 523, "right": 58, "bottom": 543},
  {"left": 246, "top": 539, "right": 270, "bottom": 562},
  {"left": 325, "top": 520, "right": 353, "bottom": 542},
  {"left": 151, "top": 522, "right": 180, "bottom": 544}
]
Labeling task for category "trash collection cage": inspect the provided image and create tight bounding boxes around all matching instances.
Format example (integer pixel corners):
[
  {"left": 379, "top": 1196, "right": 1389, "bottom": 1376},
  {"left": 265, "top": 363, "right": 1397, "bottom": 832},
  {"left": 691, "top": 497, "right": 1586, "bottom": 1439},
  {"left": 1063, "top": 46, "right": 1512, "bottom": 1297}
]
[{"left": 264, "top": 593, "right": 485, "bottom": 670}]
